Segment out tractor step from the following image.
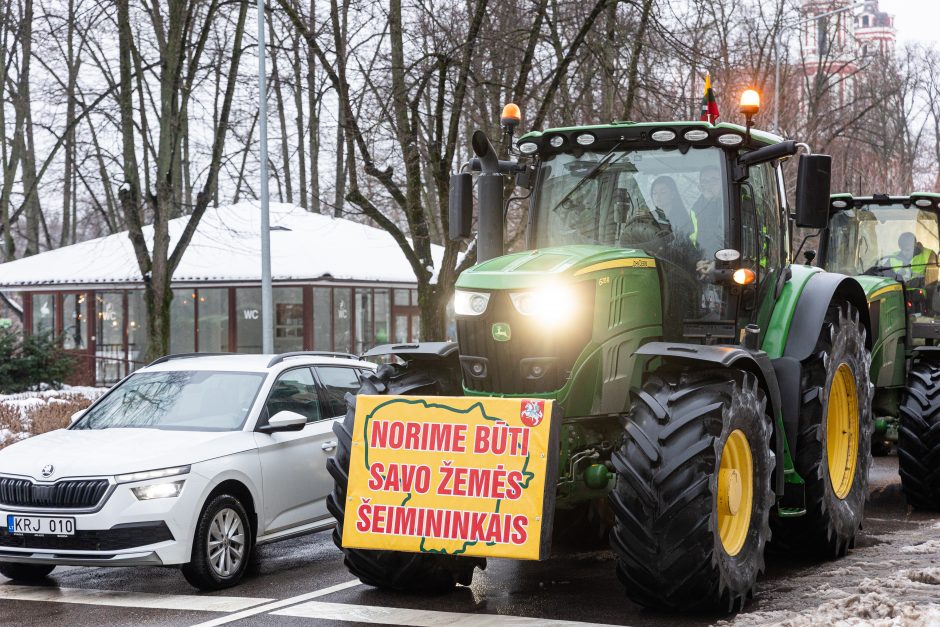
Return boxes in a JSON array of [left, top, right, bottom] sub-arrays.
[[779, 480, 806, 516]]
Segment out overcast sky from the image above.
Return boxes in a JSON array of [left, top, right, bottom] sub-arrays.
[[878, 0, 940, 45]]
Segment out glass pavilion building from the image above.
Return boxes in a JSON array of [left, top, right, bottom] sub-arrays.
[[0, 204, 441, 386]]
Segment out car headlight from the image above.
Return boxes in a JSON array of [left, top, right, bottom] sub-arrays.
[[116, 465, 190, 484], [131, 480, 185, 500], [510, 285, 577, 328], [454, 290, 491, 316]]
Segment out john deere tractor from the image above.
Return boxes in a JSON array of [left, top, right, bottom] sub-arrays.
[[327, 95, 875, 613], [819, 192, 940, 509]]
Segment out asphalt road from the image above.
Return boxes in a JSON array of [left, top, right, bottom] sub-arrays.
[[2, 455, 939, 627]]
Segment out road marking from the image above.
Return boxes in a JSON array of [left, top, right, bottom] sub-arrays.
[[273, 601, 620, 626], [189, 579, 362, 627], [0, 584, 273, 612]]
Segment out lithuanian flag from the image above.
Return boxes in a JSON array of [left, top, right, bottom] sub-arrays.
[[700, 73, 719, 124]]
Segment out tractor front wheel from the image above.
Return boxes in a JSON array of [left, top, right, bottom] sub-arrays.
[[771, 302, 872, 557], [898, 359, 940, 510], [326, 361, 484, 592], [609, 369, 774, 613]]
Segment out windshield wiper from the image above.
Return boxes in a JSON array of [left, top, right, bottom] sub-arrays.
[[549, 141, 626, 215], [864, 261, 940, 275]]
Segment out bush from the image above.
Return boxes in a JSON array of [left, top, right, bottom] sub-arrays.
[[29, 394, 92, 436], [0, 328, 75, 394]]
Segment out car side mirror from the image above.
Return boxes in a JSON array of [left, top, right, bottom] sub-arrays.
[[70, 409, 86, 424], [449, 172, 473, 240], [260, 410, 307, 433], [795, 154, 832, 229]]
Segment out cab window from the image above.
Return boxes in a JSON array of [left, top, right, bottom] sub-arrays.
[[263, 367, 321, 424]]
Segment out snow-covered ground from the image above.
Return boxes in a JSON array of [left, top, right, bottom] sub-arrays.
[[0, 385, 106, 448], [722, 463, 940, 627]]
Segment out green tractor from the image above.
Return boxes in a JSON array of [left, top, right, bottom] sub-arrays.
[[819, 192, 940, 509], [327, 96, 875, 613]]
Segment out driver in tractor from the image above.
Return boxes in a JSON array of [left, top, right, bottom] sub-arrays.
[[881, 232, 936, 282], [879, 232, 939, 314]]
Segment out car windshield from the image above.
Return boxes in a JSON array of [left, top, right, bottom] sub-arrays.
[[74, 370, 267, 431], [534, 146, 726, 260]]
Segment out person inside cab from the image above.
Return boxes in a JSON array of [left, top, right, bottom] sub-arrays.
[[882, 232, 937, 283], [881, 232, 939, 315]]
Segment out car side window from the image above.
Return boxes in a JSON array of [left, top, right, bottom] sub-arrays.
[[316, 366, 363, 418], [264, 367, 321, 424]]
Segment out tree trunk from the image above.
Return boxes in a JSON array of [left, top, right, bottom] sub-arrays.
[[269, 17, 293, 204], [292, 31, 307, 209]]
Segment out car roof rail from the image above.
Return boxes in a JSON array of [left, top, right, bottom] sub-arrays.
[[147, 352, 232, 367], [267, 351, 360, 368]]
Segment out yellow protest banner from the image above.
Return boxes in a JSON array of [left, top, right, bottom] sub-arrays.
[[341, 395, 559, 560]]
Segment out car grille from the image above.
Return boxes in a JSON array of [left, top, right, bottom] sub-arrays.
[[0, 477, 110, 510], [457, 282, 595, 395], [0, 521, 174, 551]]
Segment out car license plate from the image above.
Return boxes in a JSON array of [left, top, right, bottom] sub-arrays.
[[6, 514, 75, 536]]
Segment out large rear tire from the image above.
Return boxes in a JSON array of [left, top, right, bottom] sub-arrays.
[[898, 360, 940, 510], [771, 302, 872, 557], [609, 369, 774, 613], [326, 361, 484, 592]]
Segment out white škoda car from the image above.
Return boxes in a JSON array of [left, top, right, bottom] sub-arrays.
[[0, 352, 375, 590]]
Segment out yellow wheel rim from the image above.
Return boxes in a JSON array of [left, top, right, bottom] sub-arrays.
[[717, 429, 753, 556], [827, 363, 859, 499]]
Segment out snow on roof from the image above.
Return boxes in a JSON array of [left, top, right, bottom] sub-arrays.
[[0, 203, 441, 289]]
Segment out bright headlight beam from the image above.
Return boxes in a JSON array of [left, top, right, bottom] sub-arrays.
[[510, 285, 577, 328], [131, 480, 185, 500]]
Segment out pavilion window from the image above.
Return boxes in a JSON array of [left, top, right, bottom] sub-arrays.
[[62, 293, 89, 350], [30, 294, 55, 336], [274, 287, 303, 352], [170, 289, 196, 354], [313, 287, 332, 351], [198, 288, 229, 353]]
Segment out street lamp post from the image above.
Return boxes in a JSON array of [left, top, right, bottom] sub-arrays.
[[773, 1, 866, 134], [258, 0, 273, 354]]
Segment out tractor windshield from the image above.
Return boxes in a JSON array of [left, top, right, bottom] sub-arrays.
[[828, 204, 940, 315], [533, 147, 727, 261]]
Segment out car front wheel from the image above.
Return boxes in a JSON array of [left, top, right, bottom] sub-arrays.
[[0, 563, 56, 582], [181, 494, 252, 591]]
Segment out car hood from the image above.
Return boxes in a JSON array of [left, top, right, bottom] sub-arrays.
[[0, 428, 255, 481]]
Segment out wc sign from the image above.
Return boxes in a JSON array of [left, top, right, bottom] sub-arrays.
[[243, 309, 259, 320]]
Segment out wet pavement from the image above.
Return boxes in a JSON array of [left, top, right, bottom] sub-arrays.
[[2, 454, 939, 627]]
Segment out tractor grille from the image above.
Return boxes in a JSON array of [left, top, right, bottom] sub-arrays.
[[457, 282, 594, 395], [0, 477, 110, 510], [0, 521, 173, 551]]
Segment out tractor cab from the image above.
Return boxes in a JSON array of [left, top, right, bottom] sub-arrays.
[[521, 121, 791, 339], [821, 193, 940, 336]]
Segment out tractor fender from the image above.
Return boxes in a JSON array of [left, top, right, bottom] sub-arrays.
[[634, 342, 785, 496], [360, 342, 462, 391], [361, 341, 459, 362], [783, 272, 873, 361]]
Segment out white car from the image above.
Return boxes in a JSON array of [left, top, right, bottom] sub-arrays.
[[0, 352, 374, 590]]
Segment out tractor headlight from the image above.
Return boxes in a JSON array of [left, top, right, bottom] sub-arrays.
[[454, 290, 491, 316], [510, 285, 577, 328]]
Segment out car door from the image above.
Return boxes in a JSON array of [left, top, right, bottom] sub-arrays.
[[253, 367, 335, 535]]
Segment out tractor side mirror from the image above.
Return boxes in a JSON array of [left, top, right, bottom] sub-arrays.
[[795, 154, 832, 229], [449, 172, 473, 240]]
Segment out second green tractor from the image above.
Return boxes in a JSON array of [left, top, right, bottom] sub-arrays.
[[818, 192, 940, 510]]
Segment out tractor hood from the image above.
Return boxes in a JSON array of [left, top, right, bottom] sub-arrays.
[[456, 245, 653, 290]]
